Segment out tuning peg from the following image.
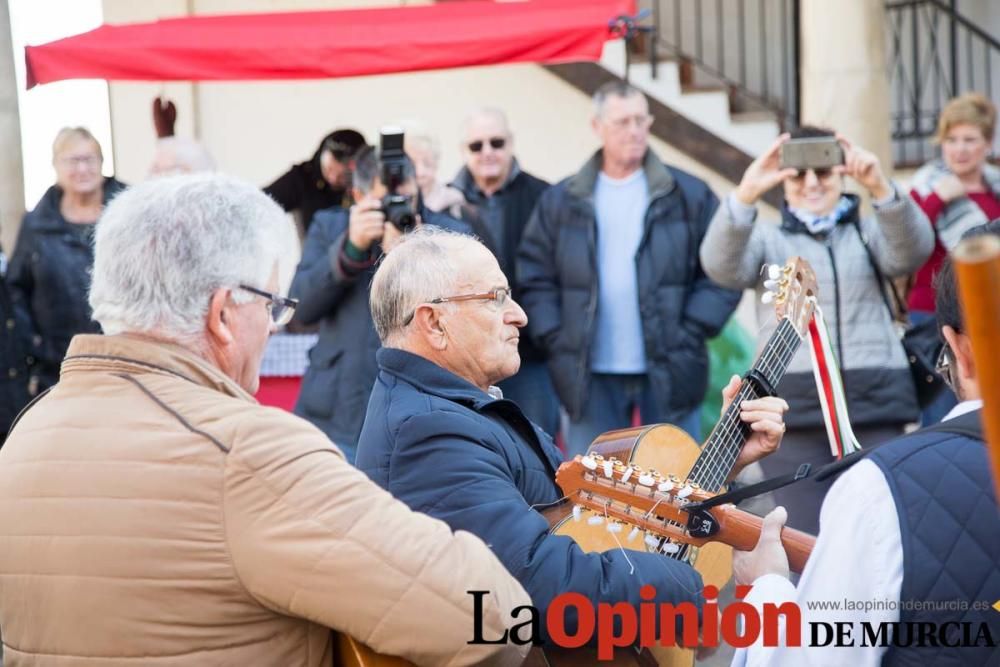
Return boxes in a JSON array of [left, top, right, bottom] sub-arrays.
[[677, 484, 695, 499], [638, 473, 655, 487], [660, 542, 681, 555], [587, 515, 605, 526], [620, 467, 634, 484], [602, 461, 614, 478], [606, 521, 623, 534], [644, 534, 661, 549], [657, 480, 674, 494], [572, 505, 583, 522], [581, 455, 598, 471], [768, 264, 782, 280], [627, 526, 640, 542], [761, 291, 775, 304], [763, 279, 780, 290]]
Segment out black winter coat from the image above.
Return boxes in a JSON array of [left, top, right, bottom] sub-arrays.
[[0, 245, 32, 443], [8, 178, 126, 394], [289, 206, 470, 459], [517, 150, 741, 421], [264, 139, 349, 230]]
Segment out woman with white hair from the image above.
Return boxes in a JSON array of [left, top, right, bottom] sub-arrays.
[[8, 127, 126, 395], [402, 123, 465, 215]]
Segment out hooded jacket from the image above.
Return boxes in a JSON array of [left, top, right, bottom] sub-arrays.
[[699, 188, 934, 429]]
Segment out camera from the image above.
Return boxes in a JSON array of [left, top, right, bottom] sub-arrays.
[[779, 137, 845, 171], [379, 126, 418, 233]]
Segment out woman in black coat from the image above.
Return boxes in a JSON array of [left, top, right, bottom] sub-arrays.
[[8, 127, 125, 396]]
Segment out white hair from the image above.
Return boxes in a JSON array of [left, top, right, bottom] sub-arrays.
[[397, 120, 441, 161], [461, 107, 511, 138], [149, 136, 216, 176], [592, 81, 645, 118], [370, 227, 485, 346], [89, 173, 287, 343]]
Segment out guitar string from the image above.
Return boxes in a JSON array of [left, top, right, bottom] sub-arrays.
[[690, 319, 801, 488], [654, 319, 801, 565], [697, 310, 804, 483], [695, 322, 800, 485]]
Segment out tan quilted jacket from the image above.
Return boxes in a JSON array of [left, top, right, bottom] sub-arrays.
[[0, 334, 529, 666]]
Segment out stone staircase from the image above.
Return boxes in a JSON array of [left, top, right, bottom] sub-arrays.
[[599, 39, 780, 158]]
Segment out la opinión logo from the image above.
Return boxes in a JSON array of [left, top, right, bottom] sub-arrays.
[[467, 586, 998, 659], [468, 584, 797, 659]]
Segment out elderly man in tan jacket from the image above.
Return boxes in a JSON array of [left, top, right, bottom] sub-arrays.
[[0, 174, 530, 666]]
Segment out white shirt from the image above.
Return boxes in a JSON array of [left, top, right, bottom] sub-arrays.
[[731, 400, 983, 667]]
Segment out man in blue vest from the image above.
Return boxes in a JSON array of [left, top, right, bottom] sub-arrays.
[[732, 223, 1000, 666]]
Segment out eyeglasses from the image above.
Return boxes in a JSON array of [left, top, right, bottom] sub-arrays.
[[935, 344, 955, 392], [58, 155, 101, 168], [467, 137, 506, 153], [606, 114, 654, 131], [789, 167, 836, 181], [402, 286, 512, 326], [238, 284, 299, 327]]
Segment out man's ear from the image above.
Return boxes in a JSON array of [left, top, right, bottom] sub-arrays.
[[942, 325, 975, 385], [206, 288, 236, 347], [412, 305, 448, 350]]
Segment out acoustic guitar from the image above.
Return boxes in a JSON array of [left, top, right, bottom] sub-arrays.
[[336, 257, 818, 666], [547, 256, 818, 666]]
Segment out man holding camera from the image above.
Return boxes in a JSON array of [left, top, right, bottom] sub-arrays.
[[291, 137, 469, 462]]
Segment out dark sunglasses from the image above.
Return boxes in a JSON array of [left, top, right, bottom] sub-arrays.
[[468, 137, 506, 153], [790, 167, 836, 181]]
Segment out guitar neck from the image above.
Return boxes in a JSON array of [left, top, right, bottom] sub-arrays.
[[688, 318, 802, 490], [713, 503, 815, 574]]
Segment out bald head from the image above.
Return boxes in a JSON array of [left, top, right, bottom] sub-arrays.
[[370, 227, 488, 345]]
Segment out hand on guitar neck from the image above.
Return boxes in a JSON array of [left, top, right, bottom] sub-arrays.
[[733, 506, 795, 584], [719, 374, 790, 484]]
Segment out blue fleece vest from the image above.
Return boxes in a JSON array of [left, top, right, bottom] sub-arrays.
[[866, 410, 1000, 666]]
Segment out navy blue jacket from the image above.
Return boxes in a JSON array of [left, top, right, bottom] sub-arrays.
[[868, 409, 999, 666], [357, 348, 705, 637], [0, 244, 31, 443], [290, 207, 468, 459], [516, 150, 740, 421]]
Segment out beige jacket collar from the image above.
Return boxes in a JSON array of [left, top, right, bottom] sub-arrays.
[[61, 334, 255, 403]]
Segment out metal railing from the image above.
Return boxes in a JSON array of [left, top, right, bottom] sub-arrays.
[[886, 0, 1000, 166], [638, 0, 801, 131]]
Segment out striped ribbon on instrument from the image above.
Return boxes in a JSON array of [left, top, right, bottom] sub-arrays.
[[806, 306, 862, 459]]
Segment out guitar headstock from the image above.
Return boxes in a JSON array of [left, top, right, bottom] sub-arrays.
[[763, 256, 818, 338], [554, 454, 720, 549]]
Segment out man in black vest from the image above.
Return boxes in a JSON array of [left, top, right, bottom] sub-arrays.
[[731, 224, 1000, 666]]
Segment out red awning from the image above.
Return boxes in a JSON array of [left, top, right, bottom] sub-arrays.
[[25, 0, 634, 88]]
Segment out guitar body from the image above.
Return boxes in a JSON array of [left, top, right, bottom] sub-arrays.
[[335, 633, 413, 667], [551, 424, 734, 667]]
